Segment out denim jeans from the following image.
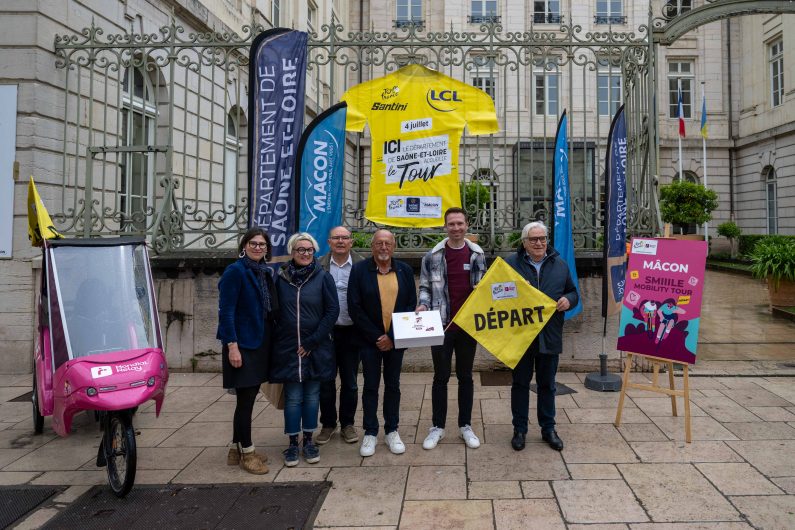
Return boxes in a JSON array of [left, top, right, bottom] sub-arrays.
[[283, 380, 321, 435], [319, 326, 360, 429], [360, 346, 404, 436], [431, 328, 476, 429], [511, 343, 559, 434]]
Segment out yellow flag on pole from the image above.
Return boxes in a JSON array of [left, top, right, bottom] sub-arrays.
[[452, 257, 558, 369], [27, 177, 62, 246]]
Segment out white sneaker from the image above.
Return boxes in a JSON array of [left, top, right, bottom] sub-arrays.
[[385, 431, 406, 454], [422, 426, 445, 450], [360, 435, 377, 457], [460, 425, 481, 449]]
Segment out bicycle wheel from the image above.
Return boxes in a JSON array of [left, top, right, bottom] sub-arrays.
[[32, 372, 44, 434], [103, 412, 137, 497]]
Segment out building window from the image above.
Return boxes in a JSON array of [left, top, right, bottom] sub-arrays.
[[307, 1, 317, 32], [663, 0, 692, 18], [595, 0, 625, 24], [471, 54, 497, 100], [668, 60, 693, 119], [534, 69, 559, 116], [473, 76, 496, 100], [597, 59, 622, 116], [395, 0, 422, 27], [764, 165, 778, 234], [120, 65, 157, 231], [470, 0, 499, 23], [225, 113, 241, 209], [533, 1, 561, 24], [770, 39, 784, 108], [272, 0, 280, 26], [674, 170, 699, 184]]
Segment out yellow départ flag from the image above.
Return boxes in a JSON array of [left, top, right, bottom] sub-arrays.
[[452, 257, 558, 369], [27, 177, 62, 247]]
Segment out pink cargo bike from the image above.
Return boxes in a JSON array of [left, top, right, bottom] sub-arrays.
[[32, 237, 168, 497]]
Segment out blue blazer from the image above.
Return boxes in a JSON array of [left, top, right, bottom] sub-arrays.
[[216, 259, 275, 350]]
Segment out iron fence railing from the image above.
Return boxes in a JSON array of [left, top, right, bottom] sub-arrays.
[[52, 16, 658, 254]]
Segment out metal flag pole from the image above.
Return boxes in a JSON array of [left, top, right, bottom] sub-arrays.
[[702, 81, 708, 246]]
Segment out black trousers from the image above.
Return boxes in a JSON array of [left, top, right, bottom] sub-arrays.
[[232, 385, 260, 448], [430, 328, 477, 429], [510, 343, 559, 434], [319, 326, 361, 428]]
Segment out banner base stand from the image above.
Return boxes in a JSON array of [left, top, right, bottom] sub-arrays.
[[584, 372, 622, 392], [584, 353, 622, 392]]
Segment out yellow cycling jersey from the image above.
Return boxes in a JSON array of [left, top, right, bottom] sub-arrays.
[[341, 64, 499, 227]]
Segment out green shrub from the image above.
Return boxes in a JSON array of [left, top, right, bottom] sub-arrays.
[[750, 237, 795, 288], [351, 231, 370, 249], [659, 181, 718, 227], [739, 234, 795, 257], [717, 221, 742, 258], [717, 221, 741, 240], [460, 180, 490, 213]]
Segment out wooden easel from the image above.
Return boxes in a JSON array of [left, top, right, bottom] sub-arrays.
[[614, 352, 692, 443]]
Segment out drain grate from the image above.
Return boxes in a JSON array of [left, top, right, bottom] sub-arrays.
[[42, 482, 330, 529], [480, 371, 577, 395], [0, 486, 63, 528]]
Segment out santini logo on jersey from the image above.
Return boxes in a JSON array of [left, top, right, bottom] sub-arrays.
[[372, 102, 408, 111], [426, 89, 462, 112]]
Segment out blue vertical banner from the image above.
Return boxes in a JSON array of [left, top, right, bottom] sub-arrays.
[[248, 29, 308, 257], [296, 102, 347, 256], [553, 111, 583, 320], [602, 104, 628, 318]]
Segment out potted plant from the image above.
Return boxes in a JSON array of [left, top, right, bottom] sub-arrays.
[[749, 237, 795, 307], [717, 221, 742, 259], [659, 181, 718, 239]]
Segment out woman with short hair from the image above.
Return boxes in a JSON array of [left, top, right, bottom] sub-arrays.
[[216, 227, 277, 474], [270, 232, 339, 467]]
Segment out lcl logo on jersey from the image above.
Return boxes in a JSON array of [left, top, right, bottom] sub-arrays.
[[426, 89, 462, 112]]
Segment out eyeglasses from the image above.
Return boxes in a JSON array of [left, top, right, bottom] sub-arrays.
[[329, 236, 351, 241], [248, 241, 268, 249], [294, 247, 315, 255], [524, 236, 547, 244]]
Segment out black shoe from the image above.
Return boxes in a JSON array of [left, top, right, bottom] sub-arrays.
[[511, 430, 526, 451], [542, 430, 564, 451]]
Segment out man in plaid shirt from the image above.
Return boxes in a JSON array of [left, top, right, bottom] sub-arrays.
[[416, 207, 487, 450]]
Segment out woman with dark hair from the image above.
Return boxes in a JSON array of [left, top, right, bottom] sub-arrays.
[[216, 227, 277, 474], [270, 232, 339, 467]]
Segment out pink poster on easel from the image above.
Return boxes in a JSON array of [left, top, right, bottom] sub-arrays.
[[616, 238, 708, 365]]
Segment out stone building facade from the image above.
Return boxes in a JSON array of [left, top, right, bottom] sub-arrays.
[[0, 1, 792, 373]]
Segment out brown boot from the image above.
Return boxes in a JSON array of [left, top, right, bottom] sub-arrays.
[[227, 446, 240, 466], [239, 450, 269, 475]]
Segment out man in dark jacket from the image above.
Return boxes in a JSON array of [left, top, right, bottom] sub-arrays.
[[505, 221, 579, 452], [348, 229, 417, 457], [316, 226, 365, 445]]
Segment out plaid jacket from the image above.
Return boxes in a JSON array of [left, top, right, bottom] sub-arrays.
[[418, 238, 487, 325]]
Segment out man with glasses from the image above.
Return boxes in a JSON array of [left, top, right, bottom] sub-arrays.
[[505, 221, 578, 452], [416, 207, 486, 451], [348, 229, 417, 457], [316, 226, 364, 445]]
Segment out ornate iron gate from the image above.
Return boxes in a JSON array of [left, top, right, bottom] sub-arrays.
[[52, 17, 656, 254]]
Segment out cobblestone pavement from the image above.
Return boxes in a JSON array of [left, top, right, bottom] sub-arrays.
[[3, 370, 795, 529], [3, 271, 795, 528]]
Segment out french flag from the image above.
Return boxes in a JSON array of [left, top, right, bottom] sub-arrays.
[[677, 86, 686, 138]]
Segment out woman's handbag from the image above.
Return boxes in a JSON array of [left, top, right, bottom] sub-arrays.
[[260, 382, 285, 410]]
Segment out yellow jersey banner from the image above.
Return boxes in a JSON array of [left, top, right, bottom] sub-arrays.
[[453, 257, 557, 369], [27, 177, 62, 247], [341, 64, 499, 227]]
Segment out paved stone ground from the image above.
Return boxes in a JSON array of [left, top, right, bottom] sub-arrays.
[[3, 271, 795, 528], [3, 370, 795, 529]]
